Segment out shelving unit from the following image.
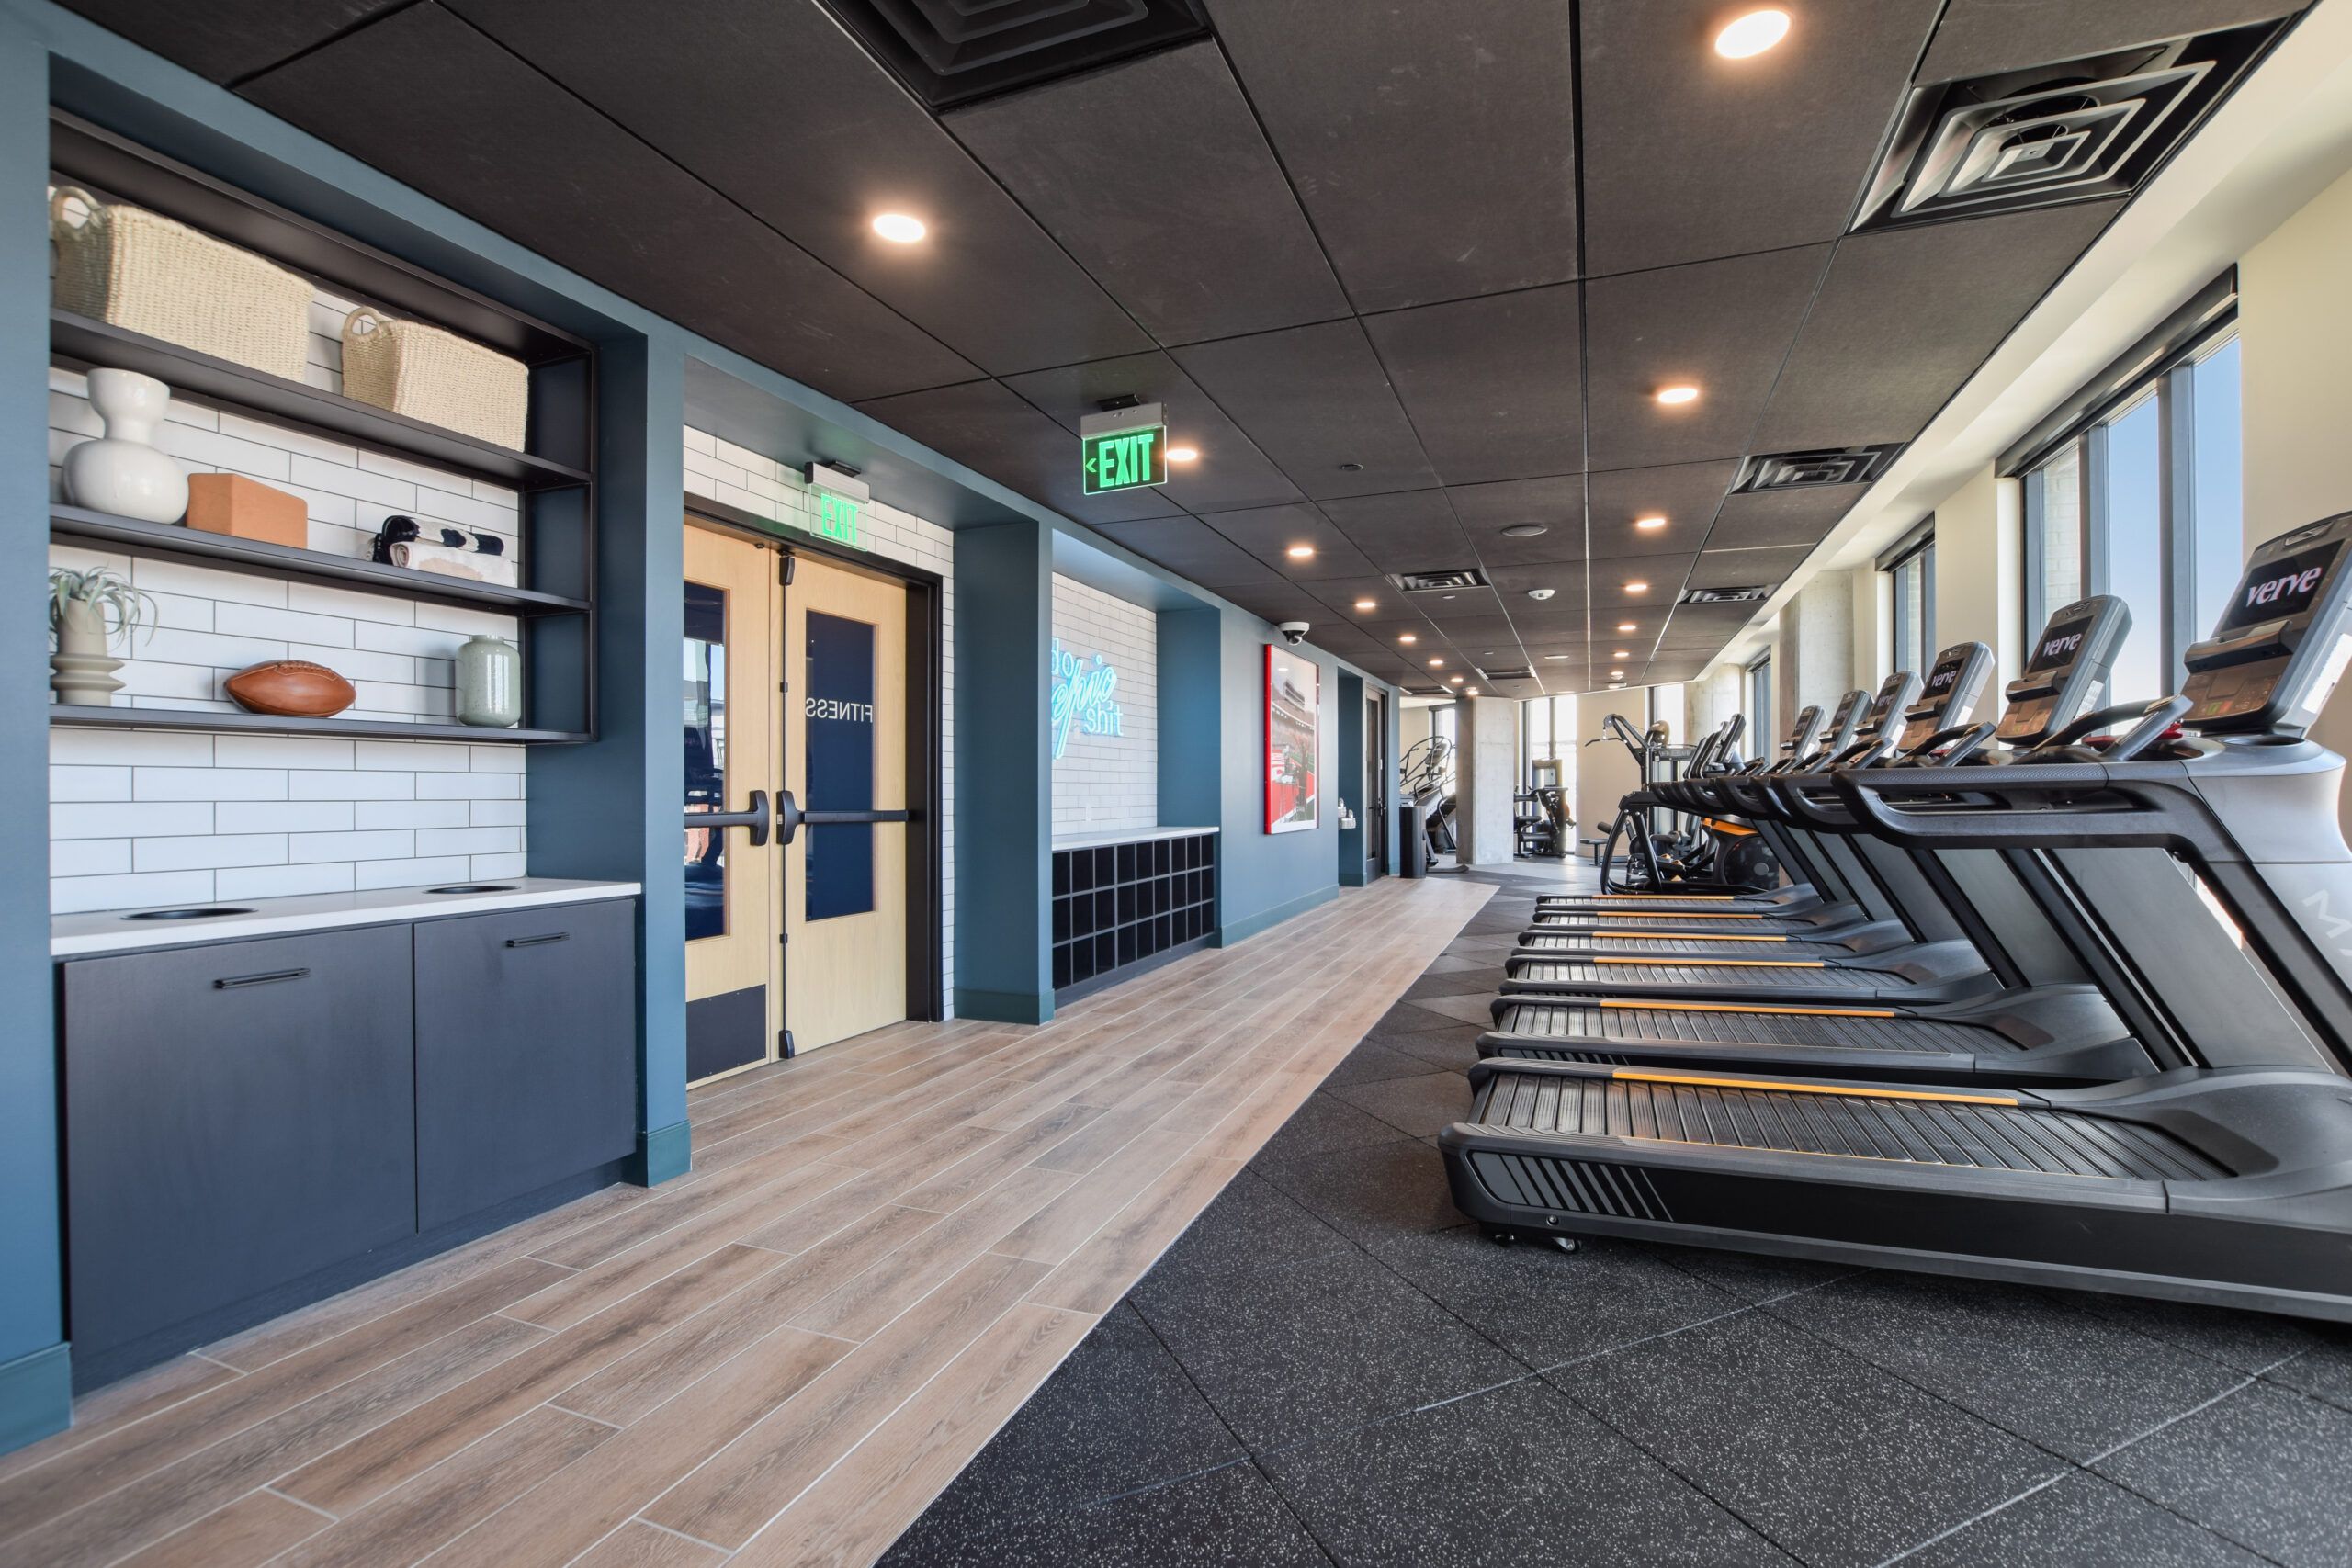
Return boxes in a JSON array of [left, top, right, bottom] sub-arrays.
[[1051, 832, 1217, 999], [45, 110, 600, 746], [49, 705, 580, 745]]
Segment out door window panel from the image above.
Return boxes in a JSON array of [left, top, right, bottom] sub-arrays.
[[804, 610, 877, 920], [683, 581, 729, 942]]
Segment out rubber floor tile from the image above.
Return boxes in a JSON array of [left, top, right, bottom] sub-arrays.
[[1766, 1272, 2245, 1461], [1368, 1224, 1746, 1371], [1555, 1312, 2064, 1568], [1319, 1039, 1443, 1089], [1136, 1169, 1353, 1295], [880, 1460, 1330, 1568], [2094, 1382, 2352, 1568], [1326, 1071, 1471, 1139], [1131, 1248, 1525, 1453], [1250, 1136, 1466, 1246], [1261, 1378, 1791, 1567], [1903, 1472, 2267, 1568], [1250, 1092, 1414, 1166]]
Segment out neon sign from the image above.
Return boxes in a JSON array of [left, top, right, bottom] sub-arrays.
[[1049, 639, 1123, 759]]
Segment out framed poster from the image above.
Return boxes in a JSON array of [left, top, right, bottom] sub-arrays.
[[1264, 643, 1320, 834]]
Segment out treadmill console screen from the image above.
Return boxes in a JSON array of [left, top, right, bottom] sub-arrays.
[[2183, 512, 2352, 734], [1781, 705, 1822, 757], [1996, 595, 2130, 746], [1822, 688, 1869, 753], [1895, 642, 1993, 751], [1860, 672, 1916, 737]]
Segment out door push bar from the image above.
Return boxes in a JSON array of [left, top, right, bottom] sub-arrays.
[[686, 791, 912, 849]]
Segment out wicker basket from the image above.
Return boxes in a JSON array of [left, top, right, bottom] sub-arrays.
[[50, 186, 313, 383], [341, 308, 529, 451]]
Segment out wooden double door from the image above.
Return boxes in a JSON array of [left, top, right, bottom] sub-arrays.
[[683, 521, 917, 1083]]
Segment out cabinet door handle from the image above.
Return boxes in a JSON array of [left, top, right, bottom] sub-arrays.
[[505, 932, 570, 949], [214, 967, 310, 990]]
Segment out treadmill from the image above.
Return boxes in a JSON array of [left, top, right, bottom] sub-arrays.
[[1502, 643, 2002, 1005], [1485, 597, 2163, 1084], [1442, 511, 2352, 1319], [1537, 678, 1910, 919]]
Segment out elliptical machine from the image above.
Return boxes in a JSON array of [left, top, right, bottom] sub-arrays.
[[1590, 715, 1773, 893], [1399, 733, 1456, 871]]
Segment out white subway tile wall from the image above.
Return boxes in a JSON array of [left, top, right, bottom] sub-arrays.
[[684, 428, 957, 1013], [1051, 574, 1159, 836]]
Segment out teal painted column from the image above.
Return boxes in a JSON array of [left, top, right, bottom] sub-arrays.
[[1337, 671, 1366, 887], [528, 333, 690, 1182], [0, 15, 72, 1452], [954, 519, 1052, 1022]]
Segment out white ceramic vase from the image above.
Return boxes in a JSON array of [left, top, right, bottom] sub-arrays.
[[51, 596, 124, 707], [63, 368, 189, 524], [456, 635, 522, 728]]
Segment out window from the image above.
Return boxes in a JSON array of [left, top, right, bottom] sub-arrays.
[[1646, 684, 1685, 743], [1883, 525, 1936, 678], [1517, 695, 1579, 801], [1745, 656, 1772, 758], [2018, 282, 2242, 704]]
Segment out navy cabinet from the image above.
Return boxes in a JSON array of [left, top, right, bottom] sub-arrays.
[[413, 899, 636, 1229], [62, 926, 417, 1357]]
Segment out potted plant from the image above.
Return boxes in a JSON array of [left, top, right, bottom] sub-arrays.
[[49, 565, 154, 707]]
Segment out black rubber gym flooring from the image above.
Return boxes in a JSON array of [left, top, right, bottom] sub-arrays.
[[883, 863, 2352, 1568]]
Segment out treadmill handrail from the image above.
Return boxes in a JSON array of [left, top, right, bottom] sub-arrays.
[[1894, 722, 2001, 768], [1827, 761, 2234, 860]]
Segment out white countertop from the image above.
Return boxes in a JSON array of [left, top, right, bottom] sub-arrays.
[[1051, 825, 1220, 852], [52, 877, 643, 957]]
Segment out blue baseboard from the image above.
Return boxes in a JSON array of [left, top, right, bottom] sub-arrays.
[[0, 1342, 73, 1458], [633, 1120, 692, 1186], [1216, 883, 1340, 947], [954, 988, 1052, 1025]]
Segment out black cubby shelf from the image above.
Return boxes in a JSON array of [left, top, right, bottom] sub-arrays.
[[51, 507, 591, 616], [51, 311, 590, 491], [1050, 831, 1218, 1001], [48, 706, 586, 745]]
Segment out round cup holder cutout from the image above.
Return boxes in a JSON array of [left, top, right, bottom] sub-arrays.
[[120, 907, 254, 921], [425, 884, 518, 895]]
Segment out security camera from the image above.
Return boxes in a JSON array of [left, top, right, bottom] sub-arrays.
[[1527, 587, 1555, 601], [1277, 621, 1310, 647]]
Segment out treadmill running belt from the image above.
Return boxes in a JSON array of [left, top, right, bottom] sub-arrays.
[[1520, 933, 1854, 958], [1514, 960, 1896, 990], [1497, 1002, 2003, 1054], [1474, 1070, 2227, 1179]]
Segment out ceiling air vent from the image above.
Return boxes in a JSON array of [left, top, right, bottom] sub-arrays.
[[1678, 585, 1772, 605], [1478, 666, 1534, 682], [815, 0, 1212, 111], [1856, 20, 2289, 231], [1734, 445, 1903, 492], [1388, 568, 1491, 593]]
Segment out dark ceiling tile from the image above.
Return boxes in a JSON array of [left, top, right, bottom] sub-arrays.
[[445, 0, 1151, 377], [1205, 0, 1577, 311], [1754, 200, 2123, 449], [1199, 503, 1380, 581], [1580, 0, 1942, 276], [1301, 578, 1429, 626], [1586, 460, 1741, 558], [1089, 518, 1289, 590], [946, 42, 1347, 344], [1317, 490, 1475, 573], [1173, 321, 1439, 499], [1918, 0, 2302, 82], [1445, 476, 1588, 566], [1584, 245, 1831, 469], [1417, 588, 1511, 622], [240, 5, 979, 402], [1689, 546, 1811, 591], [55, 0, 402, 83], [1706, 487, 1860, 551], [1485, 563, 1583, 602], [1364, 286, 1585, 484], [999, 351, 1305, 514], [856, 379, 1182, 525], [1589, 555, 1692, 608]]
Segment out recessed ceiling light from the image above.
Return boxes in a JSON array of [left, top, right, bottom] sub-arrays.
[[1337, 461, 1363, 472], [1634, 515, 1668, 531], [1624, 580, 1651, 593], [1429, 657, 1444, 667], [1285, 545, 1315, 559], [872, 213, 927, 243], [1499, 523, 1548, 539], [1611, 670, 1625, 679], [1167, 446, 1199, 463], [1714, 8, 1791, 59], [1464, 687, 1480, 696], [1612, 650, 1631, 659], [1617, 621, 1638, 632], [1399, 633, 1418, 644], [1655, 385, 1700, 406], [1353, 598, 1376, 611], [1544, 654, 1569, 661], [1449, 675, 1465, 685]]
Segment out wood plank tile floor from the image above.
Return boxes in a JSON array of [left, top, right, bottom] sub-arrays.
[[0, 875, 1490, 1568]]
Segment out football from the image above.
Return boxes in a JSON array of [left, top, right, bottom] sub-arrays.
[[225, 660, 357, 717]]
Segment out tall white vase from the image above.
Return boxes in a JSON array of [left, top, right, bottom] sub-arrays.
[[62, 368, 188, 524], [51, 597, 124, 707]]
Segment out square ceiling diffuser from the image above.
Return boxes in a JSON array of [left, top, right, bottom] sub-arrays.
[[816, 0, 1212, 110]]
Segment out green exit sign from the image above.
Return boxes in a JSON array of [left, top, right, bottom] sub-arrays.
[[1081, 423, 1165, 495], [814, 491, 860, 547]]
